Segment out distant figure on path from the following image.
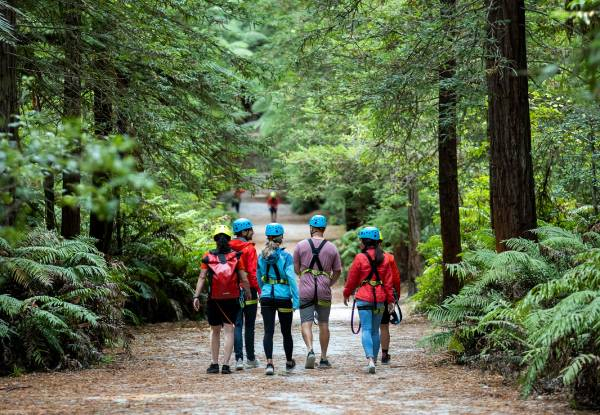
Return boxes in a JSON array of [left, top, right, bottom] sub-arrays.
[[343, 226, 395, 374], [378, 231, 402, 365], [230, 218, 260, 370], [266, 191, 280, 222], [293, 214, 342, 369], [257, 223, 299, 375], [231, 188, 245, 213], [193, 225, 251, 375]]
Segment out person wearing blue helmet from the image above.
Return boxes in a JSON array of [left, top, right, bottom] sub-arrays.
[[230, 218, 260, 370], [293, 214, 342, 369], [257, 223, 300, 375], [343, 226, 395, 374]]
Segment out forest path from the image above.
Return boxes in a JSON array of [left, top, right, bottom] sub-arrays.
[[0, 196, 583, 414]]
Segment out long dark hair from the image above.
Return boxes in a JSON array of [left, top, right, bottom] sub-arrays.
[[361, 238, 384, 266], [214, 234, 232, 254]]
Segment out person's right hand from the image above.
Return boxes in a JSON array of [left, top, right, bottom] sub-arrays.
[[343, 296, 350, 306], [193, 297, 201, 312]]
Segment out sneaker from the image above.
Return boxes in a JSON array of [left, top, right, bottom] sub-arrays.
[[221, 365, 231, 374], [206, 363, 219, 374], [235, 359, 244, 370], [265, 363, 274, 376], [246, 359, 260, 369], [319, 359, 331, 369], [286, 359, 296, 371], [381, 354, 390, 365], [367, 360, 376, 374], [305, 350, 316, 369]]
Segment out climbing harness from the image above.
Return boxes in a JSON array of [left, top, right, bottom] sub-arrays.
[[350, 252, 384, 334], [261, 263, 288, 286], [299, 239, 330, 323]]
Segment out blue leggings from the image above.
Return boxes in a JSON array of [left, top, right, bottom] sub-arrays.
[[357, 300, 384, 360]]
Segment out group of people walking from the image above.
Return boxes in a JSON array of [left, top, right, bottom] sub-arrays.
[[192, 214, 401, 376]]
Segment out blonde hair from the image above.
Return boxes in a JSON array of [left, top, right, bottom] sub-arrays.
[[261, 236, 283, 259]]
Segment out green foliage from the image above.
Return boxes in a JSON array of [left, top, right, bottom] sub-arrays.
[[421, 226, 600, 407], [0, 231, 125, 374]]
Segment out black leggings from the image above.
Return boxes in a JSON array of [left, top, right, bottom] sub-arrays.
[[261, 299, 293, 361]]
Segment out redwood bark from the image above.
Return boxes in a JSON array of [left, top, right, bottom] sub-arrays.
[[0, 3, 18, 226], [89, 54, 114, 253], [407, 179, 422, 296], [486, 0, 537, 251], [438, 0, 462, 298], [60, 0, 82, 238]]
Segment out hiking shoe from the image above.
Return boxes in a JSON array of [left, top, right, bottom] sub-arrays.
[[265, 363, 274, 376], [305, 350, 316, 369], [319, 359, 332, 369], [381, 354, 390, 365], [206, 363, 219, 374], [221, 365, 231, 374], [367, 361, 376, 374], [235, 359, 244, 370], [286, 359, 296, 371], [246, 359, 260, 369]]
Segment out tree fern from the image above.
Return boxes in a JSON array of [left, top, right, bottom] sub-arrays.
[[0, 230, 125, 374], [422, 227, 600, 406]]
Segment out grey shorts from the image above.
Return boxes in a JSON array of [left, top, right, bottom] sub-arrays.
[[299, 301, 331, 323]]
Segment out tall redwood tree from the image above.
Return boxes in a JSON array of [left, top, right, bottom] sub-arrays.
[[60, 0, 82, 238], [486, 0, 537, 252], [0, 2, 18, 226], [438, 0, 461, 298]]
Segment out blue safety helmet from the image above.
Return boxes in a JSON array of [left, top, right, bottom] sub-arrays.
[[233, 218, 253, 234], [358, 226, 381, 241], [265, 223, 284, 237], [309, 214, 327, 228]]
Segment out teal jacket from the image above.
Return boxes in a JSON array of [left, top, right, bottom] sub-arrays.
[[257, 248, 300, 310]]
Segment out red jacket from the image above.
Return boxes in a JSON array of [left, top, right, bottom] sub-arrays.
[[229, 238, 259, 292], [343, 248, 394, 304], [385, 252, 401, 298]]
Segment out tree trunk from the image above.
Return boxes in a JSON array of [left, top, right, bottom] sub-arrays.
[[60, 0, 82, 239], [589, 122, 599, 216], [44, 173, 56, 230], [486, 0, 537, 252], [0, 3, 19, 226], [438, 0, 462, 299], [89, 53, 115, 253], [407, 179, 422, 296]]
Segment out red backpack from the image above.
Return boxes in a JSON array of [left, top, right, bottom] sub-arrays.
[[204, 251, 241, 300]]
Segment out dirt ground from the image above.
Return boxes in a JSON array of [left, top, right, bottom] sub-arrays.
[[0, 195, 587, 414]]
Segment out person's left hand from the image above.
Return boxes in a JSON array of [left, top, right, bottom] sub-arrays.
[[343, 296, 350, 306]]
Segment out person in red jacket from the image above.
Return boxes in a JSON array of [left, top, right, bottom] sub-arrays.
[[379, 232, 401, 365], [343, 226, 394, 374], [230, 218, 260, 370], [266, 191, 280, 222]]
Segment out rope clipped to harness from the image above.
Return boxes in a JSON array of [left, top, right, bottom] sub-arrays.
[[350, 298, 361, 334]]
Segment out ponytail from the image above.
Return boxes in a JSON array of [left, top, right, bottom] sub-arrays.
[[361, 238, 384, 266], [214, 234, 231, 254], [262, 236, 283, 259]]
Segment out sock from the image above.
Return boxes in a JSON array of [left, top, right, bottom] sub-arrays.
[[382, 349, 389, 356]]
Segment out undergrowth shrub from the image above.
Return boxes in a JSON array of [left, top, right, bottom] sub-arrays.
[[0, 231, 125, 375], [421, 226, 600, 408]]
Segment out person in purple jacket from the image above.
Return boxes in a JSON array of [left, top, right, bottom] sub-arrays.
[[293, 215, 342, 369]]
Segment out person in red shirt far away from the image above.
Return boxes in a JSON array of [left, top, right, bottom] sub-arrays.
[[343, 226, 395, 374], [230, 218, 260, 370], [193, 225, 251, 375], [378, 231, 401, 365], [266, 191, 280, 222], [231, 188, 245, 213]]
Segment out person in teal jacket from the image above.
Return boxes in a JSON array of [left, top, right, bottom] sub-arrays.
[[258, 223, 300, 375]]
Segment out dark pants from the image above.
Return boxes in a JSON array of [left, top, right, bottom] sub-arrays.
[[234, 298, 257, 361], [261, 298, 293, 361]]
